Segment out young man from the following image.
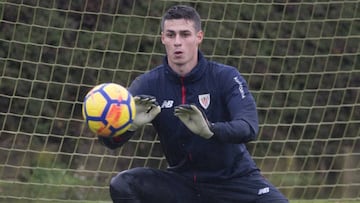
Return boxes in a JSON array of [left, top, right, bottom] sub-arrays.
[[99, 5, 289, 203]]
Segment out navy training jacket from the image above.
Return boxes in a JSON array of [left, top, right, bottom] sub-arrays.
[[101, 52, 260, 182]]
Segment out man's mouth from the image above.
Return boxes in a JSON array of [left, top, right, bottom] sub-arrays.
[[174, 51, 183, 56]]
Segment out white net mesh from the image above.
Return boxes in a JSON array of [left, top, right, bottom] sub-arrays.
[[0, 0, 359, 202]]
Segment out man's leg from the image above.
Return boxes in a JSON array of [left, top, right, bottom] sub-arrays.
[[246, 173, 289, 203], [196, 172, 289, 203], [109, 167, 200, 203]]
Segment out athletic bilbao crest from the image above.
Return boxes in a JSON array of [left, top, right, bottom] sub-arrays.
[[198, 94, 210, 109]]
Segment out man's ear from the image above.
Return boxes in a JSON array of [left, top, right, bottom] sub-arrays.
[[197, 30, 204, 44], [161, 32, 165, 44]]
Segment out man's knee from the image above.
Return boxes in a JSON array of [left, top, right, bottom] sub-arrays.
[[110, 168, 143, 202]]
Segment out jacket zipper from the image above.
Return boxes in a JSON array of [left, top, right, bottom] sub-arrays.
[[188, 153, 197, 183], [180, 77, 197, 183], [180, 77, 186, 104]]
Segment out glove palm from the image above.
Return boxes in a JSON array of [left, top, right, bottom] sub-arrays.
[[174, 104, 214, 139], [129, 95, 161, 131]]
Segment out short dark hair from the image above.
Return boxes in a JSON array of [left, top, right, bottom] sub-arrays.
[[161, 5, 202, 32]]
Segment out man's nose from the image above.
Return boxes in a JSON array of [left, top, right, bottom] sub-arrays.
[[174, 35, 182, 46]]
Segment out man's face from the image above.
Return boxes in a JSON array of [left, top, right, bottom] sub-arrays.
[[161, 19, 203, 75]]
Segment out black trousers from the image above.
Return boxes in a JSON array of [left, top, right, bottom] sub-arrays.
[[109, 167, 289, 203]]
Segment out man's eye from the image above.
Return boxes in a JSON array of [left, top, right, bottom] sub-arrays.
[[166, 33, 175, 38], [181, 33, 191, 38]]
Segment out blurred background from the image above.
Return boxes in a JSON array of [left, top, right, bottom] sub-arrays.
[[0, 0, 359, 202]]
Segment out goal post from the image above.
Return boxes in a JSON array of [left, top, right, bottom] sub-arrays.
[[0, 0, 359, 202]]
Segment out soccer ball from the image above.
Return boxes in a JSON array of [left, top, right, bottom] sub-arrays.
[[82, 83, 136, 137]]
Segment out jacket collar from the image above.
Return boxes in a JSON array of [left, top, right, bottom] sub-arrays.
[[163, 51, 208, 84]]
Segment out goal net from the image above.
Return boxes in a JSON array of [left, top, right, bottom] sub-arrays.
[[0, 0, 359, 202]]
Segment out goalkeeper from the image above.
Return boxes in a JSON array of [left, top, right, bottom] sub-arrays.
[[99, 5, 289, 203]]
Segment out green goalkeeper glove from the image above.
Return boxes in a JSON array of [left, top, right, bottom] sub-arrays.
[[129, 95, 161, 131], [174, 104, 214, 139]]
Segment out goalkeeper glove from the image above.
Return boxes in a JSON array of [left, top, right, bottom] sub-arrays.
[[174, 104, 214, 139], [129, 95, 161, 131]]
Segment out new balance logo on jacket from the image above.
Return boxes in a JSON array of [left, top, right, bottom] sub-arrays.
[[161, 100, 174, 108], [258, 187, 270, 195]]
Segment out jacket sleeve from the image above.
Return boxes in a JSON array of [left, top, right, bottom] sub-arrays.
[[210, 69, 259, 143], [98, 130, 134, 149]]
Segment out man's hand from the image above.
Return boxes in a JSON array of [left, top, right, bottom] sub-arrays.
[[174, 104, 214, 139], [129, 95, 161, 131]]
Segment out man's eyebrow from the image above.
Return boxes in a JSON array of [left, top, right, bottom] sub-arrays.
[[165, 30, 192, 33]]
